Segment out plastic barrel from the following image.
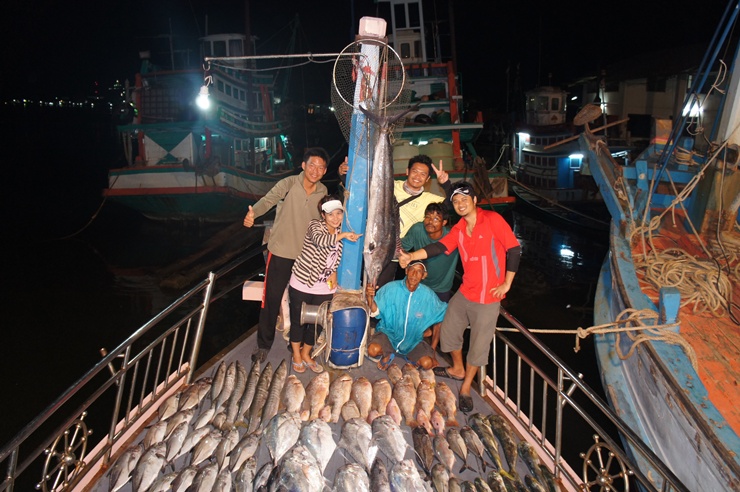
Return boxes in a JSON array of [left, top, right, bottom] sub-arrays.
[[329, 307, 366, 367]]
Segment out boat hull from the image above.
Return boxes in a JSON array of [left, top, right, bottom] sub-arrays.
[[104, 165, 294, 222], [594, 224, 740, 491]]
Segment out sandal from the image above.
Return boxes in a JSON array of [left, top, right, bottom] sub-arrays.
[[459, 394, 474, 413], [292, 360, 306, 373], [432, 366, 464, 381], [305, 359, 324, 373], [377, 353, 396, 371]]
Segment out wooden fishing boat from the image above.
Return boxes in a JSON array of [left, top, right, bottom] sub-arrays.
[[584, 2, 740, 489], [104, 31, 296, 223]]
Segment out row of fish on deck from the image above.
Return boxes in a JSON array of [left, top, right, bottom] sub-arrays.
[[107, 358, 557, 492]]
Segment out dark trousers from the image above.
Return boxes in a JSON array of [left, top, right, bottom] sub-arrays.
[[257, 253, 294, 350], [288, 286, 331, 346]]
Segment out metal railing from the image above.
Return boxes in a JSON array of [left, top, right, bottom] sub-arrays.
[[0, 247, 265, 492], [0, 241, 689, 492], [482, 308, 688, 492]]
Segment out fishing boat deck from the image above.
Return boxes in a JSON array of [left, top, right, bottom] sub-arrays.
[[92, 323, 544, 491], [631, 214, 740, 438]]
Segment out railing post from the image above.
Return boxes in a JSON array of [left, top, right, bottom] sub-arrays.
[[188, 272, 216, 383], [105, 346, 131, 466], [5, 447, 18, 492], [554, 368, 565, 480]]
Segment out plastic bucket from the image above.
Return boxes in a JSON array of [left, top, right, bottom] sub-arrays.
[[328, 307, 367, 367]]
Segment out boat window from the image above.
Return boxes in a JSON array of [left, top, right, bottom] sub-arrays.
[[229, 39, 244, 57], [217, 80, 224, 93], [213, 41, 227, 58], [551, 97, 560, 111], [401, 43, 411, 59], [408, 2, 421, 28], [394, 4, 407, 28], [226, 85, 232, 97], [537, 96, 549, 111]]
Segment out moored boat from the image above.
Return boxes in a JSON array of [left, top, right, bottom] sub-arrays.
[[105, 30, 296, 223], [583, 1, 740, 489]]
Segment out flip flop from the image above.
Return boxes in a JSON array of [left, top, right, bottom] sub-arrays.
[[432, 366, 464, 381], [459, 394, 474, 413], [292, 360, 306, 373], [305, 359, 324, 374], [377, 353, 396, 371]]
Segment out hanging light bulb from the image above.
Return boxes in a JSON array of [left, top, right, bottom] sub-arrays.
[[196, 85, 210, 110]]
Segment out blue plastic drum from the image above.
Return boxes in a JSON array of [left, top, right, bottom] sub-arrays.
[[329, 307, 367, 367]]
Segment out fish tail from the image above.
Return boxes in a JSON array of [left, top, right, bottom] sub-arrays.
[[406, 418, 418, 428], [446, 418, 460, 427], [479, 456, 487, 473], [458, 462, 476, 474]]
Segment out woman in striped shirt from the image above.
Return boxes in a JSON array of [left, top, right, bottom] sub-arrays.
[[288, 195, 361, 373]]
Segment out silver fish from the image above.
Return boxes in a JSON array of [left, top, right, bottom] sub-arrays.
[[525, 475, 547, 492], [359, 105, 411, 286], [264, 411, 303, 465], [351, 376, 373, 420], [142, 420, 168, 449], [486, 471, 507, 492], [229, 430, 262, 472], [299, 418, 336, 473], [338, 417, 378, 471], [164, 420, 189, 462], [214, 427, 240, 470], [261, 359, 287, 427], [303, 370, 330, 421], [215, 361, 237, 411], [433, 435, 457, 477], [179, 377, 212, 411], [190, 428, 223, 466], [210, 360, 227, 403], [327, 372, 354, 423], [282, 374, 306, 415], [460, 481, 477, 492], [449, 477, 463, 492], [211, 411, 227, 429], [108, 443, 143, 492], [538, 464, 558, 492], [164, 408, 195, 439], [389, 458, 428, 492], [446, 427, 475, 474], [273, 444, 324, 492], [148, 472, 177, 492], [247, 361, 273, 432], [224, 359, 248, 429], [431, 463, 450, 492], [192, 406, 215, 430], [475, 477, 494, 492], [190, 461, 218, 492], [177, 425, 211, 461], [370, 458, 392, 492], [488, 414, 518, 473], [411, 426, 435, 479], [233, 456, 257, 492], [334, 463, 370, 492], [212, 467, 233, 492], [171, 465, 198, 492], [372, 378, 393, 417], [158, 392, 180, 421], [372, 414, 408, 465], [132, 441, 166, 492], [461, 425, 487, 474], [238, 359, 261, 422], [253, 462, 273, 491]]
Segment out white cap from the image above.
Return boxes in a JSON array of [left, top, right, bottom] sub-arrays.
[[321, 199, 344, 213]]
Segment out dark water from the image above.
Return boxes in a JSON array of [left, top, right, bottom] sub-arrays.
[[0, 105, 609, 454]]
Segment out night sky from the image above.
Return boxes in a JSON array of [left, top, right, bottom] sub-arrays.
[[1, 0, 732, 110]]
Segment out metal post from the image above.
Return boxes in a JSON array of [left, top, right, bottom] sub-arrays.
[[188, 272, 216, 383]]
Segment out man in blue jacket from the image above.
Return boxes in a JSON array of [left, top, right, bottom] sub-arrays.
[[365, 260, 447, 367]]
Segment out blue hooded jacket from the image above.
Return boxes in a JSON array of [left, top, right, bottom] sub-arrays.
[[374, 279, 447, 354]]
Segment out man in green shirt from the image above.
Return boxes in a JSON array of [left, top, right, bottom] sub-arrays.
[[401, 202, 459, 302]]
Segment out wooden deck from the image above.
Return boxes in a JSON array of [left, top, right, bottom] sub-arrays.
[[631, 214, 740, 437]]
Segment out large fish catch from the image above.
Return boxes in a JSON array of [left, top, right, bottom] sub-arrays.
[[358, 105, 417, 287]]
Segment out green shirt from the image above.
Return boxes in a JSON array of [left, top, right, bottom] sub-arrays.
[[401, 222, 459, 294]]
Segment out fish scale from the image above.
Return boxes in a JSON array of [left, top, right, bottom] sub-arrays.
[[247, 361, 273, 433], [261, 359, 287, 427]]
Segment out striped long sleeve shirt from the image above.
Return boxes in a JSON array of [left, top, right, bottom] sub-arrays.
[[291, 219, 344, 288]]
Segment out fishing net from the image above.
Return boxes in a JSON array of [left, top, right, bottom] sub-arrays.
[[331, 38, 412, 143]]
